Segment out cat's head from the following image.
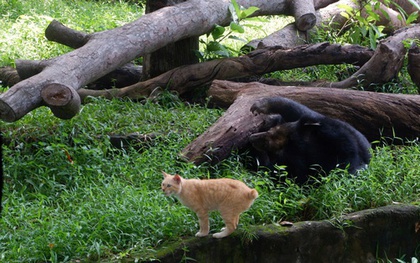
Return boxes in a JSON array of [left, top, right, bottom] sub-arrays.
[[161, 171, 182, 196]]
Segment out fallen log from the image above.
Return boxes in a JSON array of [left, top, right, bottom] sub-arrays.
[[181, 80, 420, 165], [77, 43, 373, 100], [0, 0, 319, 122], [331, 24, 420, 90], [408, 44, 420, 92], [244, 0, 339, 50], [249, 0, 418, 50], [79, 24, 420, 102]]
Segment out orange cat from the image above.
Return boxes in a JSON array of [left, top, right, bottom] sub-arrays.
[[161, 171, 258, 238]]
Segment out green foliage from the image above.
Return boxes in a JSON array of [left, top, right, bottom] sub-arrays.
[[315, 0, 418, 49], [338, 1, 386, 49], [0, 0, 142, 66], [2, 95, 419, 262], [196, 0, 264, 61], [1, 0, 419, 262]]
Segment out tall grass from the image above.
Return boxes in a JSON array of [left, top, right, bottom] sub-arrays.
[[0, 0, 419, 262]]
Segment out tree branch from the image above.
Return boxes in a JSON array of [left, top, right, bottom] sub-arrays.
[[77, 43, 373, 100]]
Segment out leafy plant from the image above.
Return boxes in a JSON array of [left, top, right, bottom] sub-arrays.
[[1, 0, 420, 262], [337, 0, 418, 49], [195, 0, 262, 61], [338, 1, 386, 49]]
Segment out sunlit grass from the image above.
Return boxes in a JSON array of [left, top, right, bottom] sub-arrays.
[[0, 0, 142, 66]]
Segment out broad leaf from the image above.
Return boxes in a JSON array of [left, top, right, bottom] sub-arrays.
[[239, 6, 259, 19], [211, 25, 225, 40], [230, 21, 244, 33]]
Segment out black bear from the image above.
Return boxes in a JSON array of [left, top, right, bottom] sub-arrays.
[[250, 97, 371, 184]]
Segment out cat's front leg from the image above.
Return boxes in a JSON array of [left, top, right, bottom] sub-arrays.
[[195, 211, 209, 237]]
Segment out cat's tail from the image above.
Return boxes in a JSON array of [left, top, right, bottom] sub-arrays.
[[248, 189, 259, 200]]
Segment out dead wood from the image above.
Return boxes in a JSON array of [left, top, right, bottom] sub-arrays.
[[77, 43, 373, 100], [0, 63, 142, 90], [408, 44, 420, 93], [330, 25, 420, 90], [142, 0, 199, 79], [181, 80, 420, 165], [248, 0, 418, 50], [0, 67, 20, 87], [40, 83, 81, 119], [0, 0, 304, 122], [291, 0, 317, 31], [45, 19, 89, 49], [79, 25, 420, 102], [253, 24, 420, 90], [245, 0, 339, 50]]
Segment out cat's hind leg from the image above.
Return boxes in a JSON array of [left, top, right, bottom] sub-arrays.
[[213, 212, 238, 238], [195, 211, 210, 237]]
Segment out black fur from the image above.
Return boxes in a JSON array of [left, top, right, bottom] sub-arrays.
[[250, 97, 371, 184]]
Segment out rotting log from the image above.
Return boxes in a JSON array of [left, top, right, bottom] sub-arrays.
[[148, 205, 420, 263], [408, 44, 420, 93], [0, 0, 312, 122], [247, 0, 418, 50], [331, 24, 420, 90], [77, 43, 373, 100], [79, 24, 420, 101], [290, 0, 317, 31], [181, 80, 420, 165]]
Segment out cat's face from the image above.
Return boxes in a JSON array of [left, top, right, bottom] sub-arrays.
[[161, 171, 182, 196]]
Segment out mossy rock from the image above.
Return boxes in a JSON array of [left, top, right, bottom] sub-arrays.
[[143, 205, 420, 263]]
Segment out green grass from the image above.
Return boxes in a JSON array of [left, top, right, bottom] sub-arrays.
[[0, 0, 419, 262], [0, 0, 143, 66], [1, 96, 419, 262]]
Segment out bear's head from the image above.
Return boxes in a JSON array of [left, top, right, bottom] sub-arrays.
[[249, 122, 296, 153]]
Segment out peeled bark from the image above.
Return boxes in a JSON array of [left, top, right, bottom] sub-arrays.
[[77, 43, 373, 100], [408, 44, 420, 92], [291, 0, 317, 31], [181, 80, 420, 165], [249, 0, 418, 50], [244, 0, 339, 50], [331, 25, 420, 90], [80, 24, 420, 101], [0, 0, 305, 122]]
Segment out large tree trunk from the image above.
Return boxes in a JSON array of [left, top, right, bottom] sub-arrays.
[[0, 0, 314, 122], [181, 80, 420, 165], [142, 0, 199, 79]]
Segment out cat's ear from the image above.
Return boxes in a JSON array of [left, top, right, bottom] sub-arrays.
[[162, 171, 171, 178], [173, 174, 182, 184]]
